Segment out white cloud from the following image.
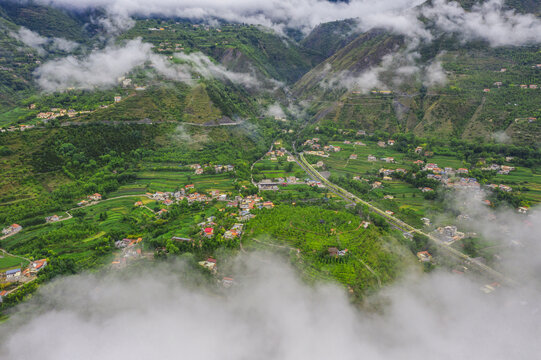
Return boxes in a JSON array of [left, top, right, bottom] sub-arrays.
[[422, 0, 541, 47], [35, 0, 425, 35], [0, 250, 540, 359], [9, 27, 79, 56], [34, 39, 153, 92], [33, 38, 269, 92]]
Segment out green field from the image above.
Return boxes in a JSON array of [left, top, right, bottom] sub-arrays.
[[245, 205, 413, 295], [0, 253, 28, 271]]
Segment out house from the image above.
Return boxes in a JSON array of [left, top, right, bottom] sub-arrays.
[[421, 187, 434, 192], [372, 181, 382, 189], [493, 82, 502, 87], [2, 224, 22, 235], [367, 155, 377, 162], [417, 251, 432, 262], [31, 259, 48, 272], [315, 161, 325, 168], [5, 268, 21, 280], [157, 209, 168, 217], [414, 146, 423, 154], [483, 88, 490, 93], [134, 201, 143, 207], [383, 176, 392, 181], [498, 184, 512, 192], [361, 221, 370, 229], [286, 176, 297, 184], [457, 168, 469, 174], [529, 85, 538, 89], [377, 141, 386, 148], [88, 193, 102, 201], [384, 195, 394, 200], [0, 290, 8, 302], [385, 210, 394, 215], [356, 130, 366, 136], [114, 96, 122, 102], [413, 159, 424, 165], [222, 277, 234, 288], [77, 200, 88, 207], [517, 207, 528, 214], [520, 84, 528, 89], [203, 227, 214, 238], [287, 156, 295, 162], [163, 199, 174, 206], [421, 217, 431, 226], [328, 247, 348, 257], [45, 215, 60, 223], [382, 157, 395, 163], [262, 201, 274, 209], [343, 140, 351, 144], [195, 168, 204, 175], [349, 154, 358, 160], [387, 139, 395, 145], [198, 258, 217, 272], [185, 184, 195, 189]]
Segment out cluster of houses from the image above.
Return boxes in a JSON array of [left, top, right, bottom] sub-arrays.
[[377, 139, 396, 148], [0, 124, 36, 133], [266, 149, 286, 160], [303, 138, 343, 155], [77, 193, 102, 206], [486, 183, 513, 192], [36, 108, 91, 121], [189, 163, 235, 175], [112, 238, 143, 268], [416, 251, 432, 263], [328, 247, 348, 257], [480, 164, 515, 175], [434, 225, 465, 244], [224, 223, 244, 239], [145, 187, 232, 207], [367, 155, 395, 163], [0, 259, 47, 285], [514, 117, 537, 124], [257, 176, 303, 191], [45, 215, 60, 223], [1, 224, 22, 237], [199, 257, 218, 273], [519, 84, 538, 90]]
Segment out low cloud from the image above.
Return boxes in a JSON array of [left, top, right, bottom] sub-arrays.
[[0, 249, 540, 359], [30, 0, 541, 47], [10, 27, 79, 56], [34, 39, 153, 92], [265, 102, 286, 119], [33, 38, 269, 92], [320, 48, 447, 93], [422, 0, 541, 47], [492, 131, 511, 144]]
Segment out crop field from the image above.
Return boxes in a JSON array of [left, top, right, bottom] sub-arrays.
[[253, 158, 305, 180], [132, 169, 236, 192], [245, 205, 410, 294], [0, 253, 28, 271]]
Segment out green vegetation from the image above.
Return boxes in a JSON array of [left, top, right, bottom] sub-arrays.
[[244, 205, 412, 297]]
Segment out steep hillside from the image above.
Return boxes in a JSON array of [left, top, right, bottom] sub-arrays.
[[300, 19, 360, 60], [0, 2, 92, 41], [120, 20, 320, 84]]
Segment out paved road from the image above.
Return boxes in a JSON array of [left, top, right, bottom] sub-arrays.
[[292, 151, 519, 287]]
